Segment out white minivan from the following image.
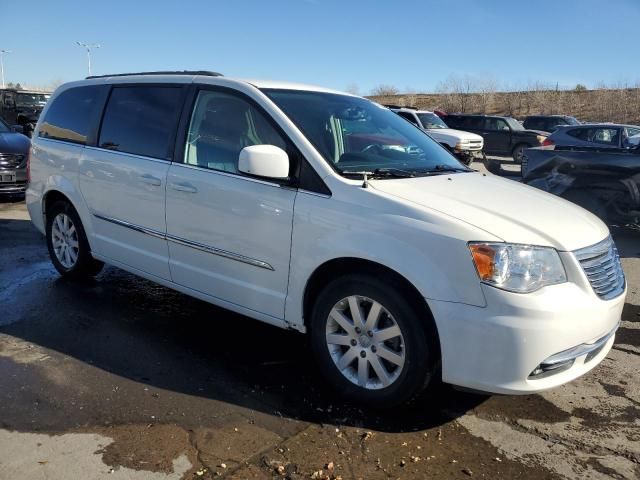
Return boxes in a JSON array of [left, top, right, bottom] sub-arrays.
[[27, 72, 625, 407]]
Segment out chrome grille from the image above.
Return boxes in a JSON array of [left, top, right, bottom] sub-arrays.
[[0, 153, 25, 169], [574, 236, 625, 300]]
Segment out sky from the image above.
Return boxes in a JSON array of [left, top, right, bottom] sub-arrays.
[[2, 0, 640, 93]]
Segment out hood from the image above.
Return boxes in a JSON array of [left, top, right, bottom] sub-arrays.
[[427, 128, 483, 143], [0, 132, 30, 155], [370, 172, 608, 251]]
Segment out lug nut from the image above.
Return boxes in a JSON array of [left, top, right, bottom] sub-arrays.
[[367, 331, 373, 337], [355, 327, 361, 334], [350, 339, 357, 346], [371, 345, 377, 353], [360, 350, 366, 358]]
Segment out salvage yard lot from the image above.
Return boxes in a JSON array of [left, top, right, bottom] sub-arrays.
[[0, 166, 639, 479]]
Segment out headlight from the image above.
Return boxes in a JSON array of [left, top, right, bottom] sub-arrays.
[[468, 243, 567, 293]]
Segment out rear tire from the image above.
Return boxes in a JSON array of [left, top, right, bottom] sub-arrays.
[[46, 200, 104, 279], [309, 274, 437, 408], [512, 144, 530, 163]]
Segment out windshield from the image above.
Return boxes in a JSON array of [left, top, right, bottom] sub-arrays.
[[505, 118, 524, 131], [16, 93, 48, 107], [263, 90, 468, 177], [0, 118, 9, 133], [417, 113, 448, 129]]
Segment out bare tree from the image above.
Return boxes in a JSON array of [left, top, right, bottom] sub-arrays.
[[370, 84, 400, 96], [476, 75, 498, 114], [437, 74, 475, 113]]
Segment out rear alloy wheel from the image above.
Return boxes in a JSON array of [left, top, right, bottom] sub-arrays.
[[51, 213, 79, 269], [46, 200, 104, 279], [310, 274, 437, 407]]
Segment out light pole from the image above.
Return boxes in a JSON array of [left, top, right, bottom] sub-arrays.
[[0, 49, 10, 89], [76, 42, 101, 76]]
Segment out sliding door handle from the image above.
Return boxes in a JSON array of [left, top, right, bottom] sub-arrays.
[[169, 182, 198, 193]]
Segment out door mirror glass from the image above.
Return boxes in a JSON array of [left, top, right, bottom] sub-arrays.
[[238, 145, 289, 179]]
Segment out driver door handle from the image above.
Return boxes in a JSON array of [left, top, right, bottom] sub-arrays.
[[139, 173, 162, 186]]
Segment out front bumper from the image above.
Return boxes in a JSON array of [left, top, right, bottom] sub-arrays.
[[428, 277, 625, 395], [0, 168, 27, 194]]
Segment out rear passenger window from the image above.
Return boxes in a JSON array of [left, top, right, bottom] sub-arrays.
[[39, 86, 104, 144], [567, 128, 590, 141], [463, 117, 484, 129], [99, 86, 184, 160], [526, 118, 543, 130], [184, 90, 287, 174]]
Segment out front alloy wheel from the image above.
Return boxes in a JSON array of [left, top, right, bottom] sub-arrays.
[[310, 274, 438, 407], [326, 295, 405, 390]]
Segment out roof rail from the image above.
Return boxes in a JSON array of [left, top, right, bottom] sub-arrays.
[[86, 70, 223, 79]]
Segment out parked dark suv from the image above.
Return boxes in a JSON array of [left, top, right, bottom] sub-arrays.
[[442, 114, 548, 162], [0, 89, 50, 137], [523, 115, 580, 133]]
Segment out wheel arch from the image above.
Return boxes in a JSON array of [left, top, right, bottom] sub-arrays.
[[43, 189, 74, 217], [302, 257, 441, 356], [41, 186, 95, 251], [512, 142, 532, 154]]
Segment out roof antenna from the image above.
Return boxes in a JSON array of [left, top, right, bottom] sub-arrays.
[[362, 171, 369, 188]]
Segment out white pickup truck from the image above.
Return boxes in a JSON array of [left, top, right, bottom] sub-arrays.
[[389, 106, 484, 165]]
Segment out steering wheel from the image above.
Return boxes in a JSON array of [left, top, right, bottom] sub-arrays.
[[361, 144, 385, 155]]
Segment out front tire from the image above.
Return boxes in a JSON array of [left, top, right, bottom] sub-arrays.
[[46, 200, 104, 279], [310, 274, 437, 407]]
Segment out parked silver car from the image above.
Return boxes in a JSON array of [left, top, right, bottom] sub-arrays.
[[545, 124, 640, 149]]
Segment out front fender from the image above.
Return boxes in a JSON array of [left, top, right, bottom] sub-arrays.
[[285, 191, 493, 328]]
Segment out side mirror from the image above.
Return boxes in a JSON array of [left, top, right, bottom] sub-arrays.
[[238, 145, 289, 179], [502, 125, 510, 131], [11, 125, 24, 134]]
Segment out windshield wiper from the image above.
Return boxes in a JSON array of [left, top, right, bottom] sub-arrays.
[[422, 164, 471, 174], [340, 168, 415, 179]]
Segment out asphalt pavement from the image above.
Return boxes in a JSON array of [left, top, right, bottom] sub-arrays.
[[0, 164, 638, 479]]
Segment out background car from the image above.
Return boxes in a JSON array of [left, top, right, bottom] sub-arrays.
[[522, 144, 640, 225], [441, 113, 547, 162], [387, 106, 484, 165], [0, 89, 50, 137], [523, 115, 581, 133], [544, 124, 640, 149], [0, 117, 30, 195]]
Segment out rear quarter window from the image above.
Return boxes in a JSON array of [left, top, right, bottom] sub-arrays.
[[38, 85, 106, 144]]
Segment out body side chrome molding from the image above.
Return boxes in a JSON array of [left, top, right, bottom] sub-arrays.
[[93, 213, 166, 239], [92, 212, 274, 271], [165, 233, 274, 270]]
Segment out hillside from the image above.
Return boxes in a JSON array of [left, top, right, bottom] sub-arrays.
[[369, 88, 640, 125]]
